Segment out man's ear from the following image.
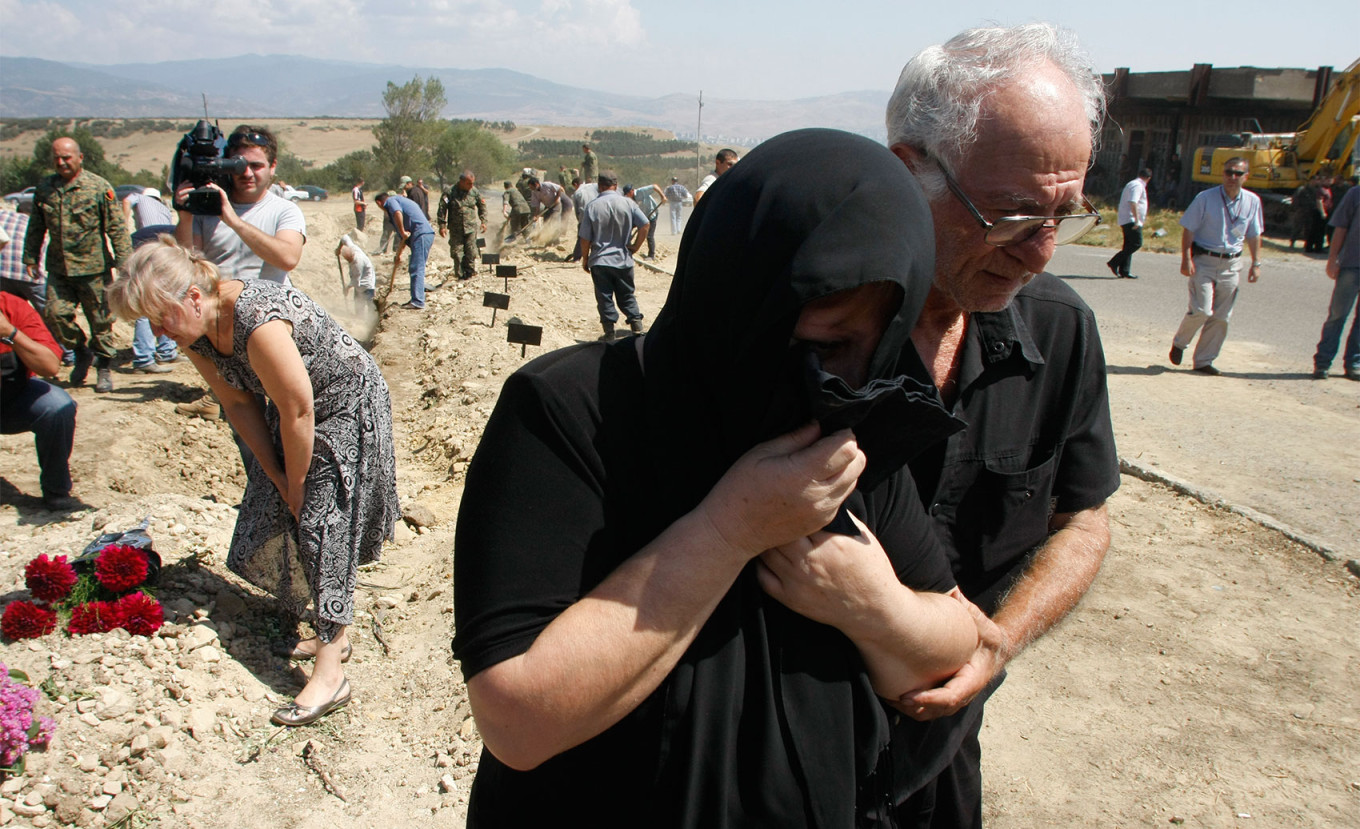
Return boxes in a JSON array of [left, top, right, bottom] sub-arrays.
[[890, 144, 925, 172]]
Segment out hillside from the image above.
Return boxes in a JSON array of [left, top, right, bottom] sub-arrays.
[[0, 55, 890, 142]]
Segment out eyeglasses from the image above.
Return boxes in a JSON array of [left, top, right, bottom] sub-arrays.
[[1224, 169, 1248, 178], [935, 161, 1101, 247], [226, 131, 270, 149]]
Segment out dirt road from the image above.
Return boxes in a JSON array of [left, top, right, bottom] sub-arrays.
[[0, 197, 1354, 828]]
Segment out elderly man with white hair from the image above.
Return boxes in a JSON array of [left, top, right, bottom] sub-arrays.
[[882, 23, 1120, 826]]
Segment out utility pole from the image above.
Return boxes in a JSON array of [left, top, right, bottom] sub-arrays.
[[696, 91, 703, 189]]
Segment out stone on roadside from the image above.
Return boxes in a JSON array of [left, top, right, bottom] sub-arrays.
[[178, 625, 219, 651], [438, 774, 457, 794], [104, 793, 140, 825], [402, 502, 437, 528], [186, 708, 216, 742], [94, 688, 134, 721]]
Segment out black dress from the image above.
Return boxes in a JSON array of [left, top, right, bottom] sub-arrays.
[[454, 129, 957, 827]]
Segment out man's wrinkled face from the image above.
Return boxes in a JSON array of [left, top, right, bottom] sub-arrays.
[[228, 146, 274, 203], [902, 63, 1091, 313], [52, 139, 83, 182], [458, 175, 475, 192]]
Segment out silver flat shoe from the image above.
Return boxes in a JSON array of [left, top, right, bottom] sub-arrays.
[[271, 679, 351, 727]]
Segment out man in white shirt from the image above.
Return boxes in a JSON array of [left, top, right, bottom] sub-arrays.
[[693, 149, 738, 205], [1106, 168, 1151, 279], [173, 125, 306, 285]]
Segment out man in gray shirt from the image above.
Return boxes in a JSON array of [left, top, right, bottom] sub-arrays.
[[577, 171, 649, 340]]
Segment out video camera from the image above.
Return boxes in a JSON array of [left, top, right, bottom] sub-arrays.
[[170, 120, 248, 216]]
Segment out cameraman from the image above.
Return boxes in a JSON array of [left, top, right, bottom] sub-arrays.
[[174, 125, 306, 285]]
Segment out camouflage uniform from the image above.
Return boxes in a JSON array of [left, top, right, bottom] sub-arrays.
[[437, 184, 487, 280], [581, 150, 599, 186], [503, 186, 532, 240], [22, 169, 131, 364], [556, 168, 571, 188]]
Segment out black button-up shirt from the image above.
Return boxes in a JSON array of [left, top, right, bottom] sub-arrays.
[[907, 272, 1121, 614]]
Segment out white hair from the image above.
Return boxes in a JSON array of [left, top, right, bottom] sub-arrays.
[[886, 22, 1106, 194]]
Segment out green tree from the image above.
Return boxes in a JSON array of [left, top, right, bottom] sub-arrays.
[[431, 121, 516, 189], [372, 76, 447, 187]]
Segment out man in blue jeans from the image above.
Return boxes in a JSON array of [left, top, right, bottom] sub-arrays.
[[578, 171, 649, 340], [375, 191, 434, 311], [1314, 183, 1360, 380], [0, 290, 78, 511]]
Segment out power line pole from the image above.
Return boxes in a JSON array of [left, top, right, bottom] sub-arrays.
[[695, 91, 703, 189]]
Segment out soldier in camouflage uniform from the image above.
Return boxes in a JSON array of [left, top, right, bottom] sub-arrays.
[[437, 171, 487, 281], [581, 144, 599, 186], [501, 181, 532, 244], [23, 137, 131, 393]]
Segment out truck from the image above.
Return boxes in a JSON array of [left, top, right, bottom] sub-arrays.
[[1191, 59, 1358, 227]]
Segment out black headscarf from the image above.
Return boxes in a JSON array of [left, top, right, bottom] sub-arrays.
[[634, 129, 951, 827]]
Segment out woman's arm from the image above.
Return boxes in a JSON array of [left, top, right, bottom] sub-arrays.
[[243, 319, 315, 518], [757, 513, 978, 699], [185, 348, 288, 500], [468, 423, 866, 771]]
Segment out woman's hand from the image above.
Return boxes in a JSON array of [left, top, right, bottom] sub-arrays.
[[756, 512, 899, 634], [696, 423, 865, 560]]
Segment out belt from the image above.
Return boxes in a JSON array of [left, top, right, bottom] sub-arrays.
[[1192, 244, 1240, 259]]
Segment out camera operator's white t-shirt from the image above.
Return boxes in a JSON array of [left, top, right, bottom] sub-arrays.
[[192, 192, 306, 284]]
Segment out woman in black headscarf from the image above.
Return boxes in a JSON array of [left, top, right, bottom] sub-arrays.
[[453, 128, 978, 827]]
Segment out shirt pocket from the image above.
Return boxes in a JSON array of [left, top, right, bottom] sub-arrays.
[[961, 454, 1059, 574]]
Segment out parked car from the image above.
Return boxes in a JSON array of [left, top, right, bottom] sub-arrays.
[[297, 185, 328, 201], [3, 187, 35, 214], [279, 185, 308, 202]]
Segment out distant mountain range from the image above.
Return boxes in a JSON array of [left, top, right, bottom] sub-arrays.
[[0, 55, 891, 143]]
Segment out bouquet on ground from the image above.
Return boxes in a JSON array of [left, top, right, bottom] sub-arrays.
[[2, 520, 163, 640], [0, 664, 54, 776]]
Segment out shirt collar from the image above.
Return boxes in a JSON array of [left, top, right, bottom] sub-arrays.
[[962, 301, 1045, 386]]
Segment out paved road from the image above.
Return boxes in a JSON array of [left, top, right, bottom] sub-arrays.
[[1049, 243, 1335, 365], [1049, 243, 1359, 562]]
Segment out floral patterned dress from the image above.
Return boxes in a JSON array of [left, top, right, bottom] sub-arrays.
[[191, 280, 399, 640]]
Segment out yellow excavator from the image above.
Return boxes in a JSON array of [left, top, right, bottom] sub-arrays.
[[1191, 59, 1359, 224]]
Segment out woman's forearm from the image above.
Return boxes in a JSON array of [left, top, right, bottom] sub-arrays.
[[468, 509, 749, 771], [850, 588, 978, 700]]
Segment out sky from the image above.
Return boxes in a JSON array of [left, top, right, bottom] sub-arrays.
[[0, 0, 1356, 101]]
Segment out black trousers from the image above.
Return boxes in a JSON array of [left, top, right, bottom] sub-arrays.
[[895, 710, 984, 829], [1106, 222, 1142, 276]]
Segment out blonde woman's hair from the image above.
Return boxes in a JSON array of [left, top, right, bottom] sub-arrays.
[[106, 235, 221, 323]]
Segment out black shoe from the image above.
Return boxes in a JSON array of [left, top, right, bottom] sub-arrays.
[[69, 349, 93, 386], [1169, 346, 1183, 366], [94, 368, 113, 393], [599, 323, 615, 341], [1123, 273, 1139, 279], [398, 302, 424, 311], [1106, 262, 1120, 278], [1312, 368, 1328, 379], [41, 493, 82, 512], [1345, 369, 1360, 382], [1193, 364, 1221, 376]]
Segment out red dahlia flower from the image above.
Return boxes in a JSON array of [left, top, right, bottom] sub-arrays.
[[1, 601, 58, 640], [67, 601, 123, 636], [94, 544, 149, 592], [23, 554, 78, 603], [114, 593, 164, 637]]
